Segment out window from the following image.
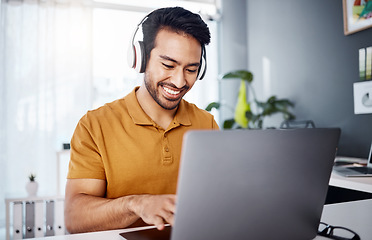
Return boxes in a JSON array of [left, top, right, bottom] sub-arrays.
[[91, 6, 219, 112], [92, 9, 145, 108]]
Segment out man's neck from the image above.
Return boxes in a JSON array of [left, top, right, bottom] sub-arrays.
[[135, 84, 178, 130]]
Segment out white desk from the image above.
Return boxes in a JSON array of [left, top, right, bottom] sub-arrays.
[[329, 171, 372, 193], [28, 226, 154, 240], [318, 199, 372, 239], [27, 199, 372, 240]]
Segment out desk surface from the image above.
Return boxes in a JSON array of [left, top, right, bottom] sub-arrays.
[[319, 199, 372, 239], [28, 199, 372, 240], [29, 226, 156, 240], [329, 171, 372, 193]]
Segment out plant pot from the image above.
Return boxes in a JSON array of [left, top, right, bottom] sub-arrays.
[[26, 181, 39, 197]]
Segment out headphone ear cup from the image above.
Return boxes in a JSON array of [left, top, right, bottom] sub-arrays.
[[197, 48, 207, 80], [127, 42, 136, 69], [134, 41, 146, 73]]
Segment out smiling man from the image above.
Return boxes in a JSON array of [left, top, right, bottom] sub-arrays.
[[64, 7, 219, 234]]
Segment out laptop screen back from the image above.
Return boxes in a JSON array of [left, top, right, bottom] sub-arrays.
[[171, 128, 340, 240]]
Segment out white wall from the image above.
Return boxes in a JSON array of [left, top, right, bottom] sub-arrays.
[[218, 0, 248, 124]]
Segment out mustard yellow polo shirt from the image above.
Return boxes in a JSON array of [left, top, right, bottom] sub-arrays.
[[67, 87, 219, 198]]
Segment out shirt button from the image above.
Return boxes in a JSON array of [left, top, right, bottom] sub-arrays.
[[165, 147, 169, 152]]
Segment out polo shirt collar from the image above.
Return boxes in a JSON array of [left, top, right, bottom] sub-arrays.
[[126, 87, 191, 127], [174, 100, 191, 126], [127, 87, 153, 126]]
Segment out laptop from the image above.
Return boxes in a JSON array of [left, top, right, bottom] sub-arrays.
[[333, 141, 372, 177], [120, 128, 340, 240]]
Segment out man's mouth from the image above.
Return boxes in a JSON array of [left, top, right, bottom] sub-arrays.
[[163, 85, 181, 95]]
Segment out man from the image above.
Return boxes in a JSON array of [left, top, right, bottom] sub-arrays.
[[64, 7, 219, 234]]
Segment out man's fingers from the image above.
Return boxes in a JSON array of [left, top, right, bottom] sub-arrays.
[[156, 223, 165, 231], [141, 214, 164, 229], [134, 194, 177, 229], [152, 216, 165, 230], [167, 198, 176, 214], [161, 210, 175, 226]]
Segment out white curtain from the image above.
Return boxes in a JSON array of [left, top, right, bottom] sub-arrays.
[[0, 0, 93, 229]]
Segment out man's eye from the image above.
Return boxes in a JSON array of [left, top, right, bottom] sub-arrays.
[[162, 63, 174, 69], [187, 69, 197, 73]]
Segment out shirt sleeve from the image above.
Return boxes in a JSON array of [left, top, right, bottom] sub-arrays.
[[67, 114, 106, 180], [212, 116, 220, 130]]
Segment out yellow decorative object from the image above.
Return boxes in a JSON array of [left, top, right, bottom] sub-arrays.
[[234, 80, 250, 128]]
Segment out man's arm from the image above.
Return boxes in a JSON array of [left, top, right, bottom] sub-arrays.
[[64, 179, 176, 233]]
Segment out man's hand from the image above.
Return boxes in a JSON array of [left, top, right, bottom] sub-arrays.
[[65, 179, 177, 233], [131, 194, 176, 230]]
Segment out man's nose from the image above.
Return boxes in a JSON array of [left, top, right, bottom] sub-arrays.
[[171, 68, 186, 88]]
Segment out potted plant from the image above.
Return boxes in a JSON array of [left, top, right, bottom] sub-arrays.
[[26, 173, 38, 196], [206, 70, 296, 129]]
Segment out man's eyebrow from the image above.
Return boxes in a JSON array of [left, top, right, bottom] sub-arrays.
[[160, 55, 178, 64], [159, 55, 200, 67]]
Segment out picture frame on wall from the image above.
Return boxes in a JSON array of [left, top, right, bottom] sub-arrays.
[[343, 0, 372, 35]]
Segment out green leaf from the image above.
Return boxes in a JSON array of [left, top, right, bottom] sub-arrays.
[[245, 110, 254, 120], [205, 102, 221, 111], [28, 173, 36, 182], [222, 70, 253, 83], [267, 96, 277, 103], [223, 119, 235, 129], [274, 99, 295, 108]]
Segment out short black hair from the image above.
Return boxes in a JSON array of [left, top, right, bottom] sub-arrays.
[[142, 7, 210, 65]]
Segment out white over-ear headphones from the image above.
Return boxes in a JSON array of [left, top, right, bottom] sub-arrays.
[[127, 15, 148, 74], [127, 12, 207, 80]]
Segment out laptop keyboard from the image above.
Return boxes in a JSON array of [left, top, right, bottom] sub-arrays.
[[348, 167, 372, 174]]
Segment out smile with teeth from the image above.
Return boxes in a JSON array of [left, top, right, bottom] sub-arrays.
[[163, 86, 181, 95]]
